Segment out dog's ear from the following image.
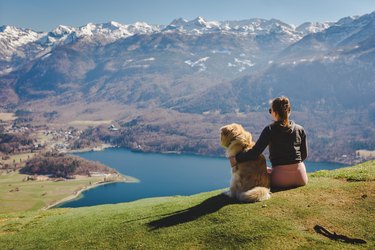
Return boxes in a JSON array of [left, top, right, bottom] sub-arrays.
[[221, 123, 244, 137], [220, 125, 234, 136], [220, 124, 236, 148]]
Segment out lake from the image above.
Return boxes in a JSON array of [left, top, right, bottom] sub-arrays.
[[59, 147, 346, 208]]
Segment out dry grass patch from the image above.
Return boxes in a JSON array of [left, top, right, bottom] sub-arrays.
[[0, 113, 16, 122], [68, 120, 113, 126], [1, 153, 36, 165]]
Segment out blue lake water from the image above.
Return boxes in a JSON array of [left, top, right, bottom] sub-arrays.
[[59, 147, 347, 208]]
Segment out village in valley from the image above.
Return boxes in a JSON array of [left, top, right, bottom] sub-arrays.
[[0, 110, 120, 177], [0, 107, 134, 212]]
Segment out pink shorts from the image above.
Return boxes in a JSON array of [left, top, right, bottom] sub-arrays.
[[267, 162, 308, 188]]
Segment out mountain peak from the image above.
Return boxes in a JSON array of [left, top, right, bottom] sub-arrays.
[[169, 18, 188, 26], [192, 16, 207, 25], [0, 25, 10, 32], [164, 16, 221, 33], [108, 21, 121, 27], [0, 25, 23, 33], [50, 25, 74, 36], [336, 16, 359, 26], [296, 22, 332, 35], [190, 16, 221, 29]]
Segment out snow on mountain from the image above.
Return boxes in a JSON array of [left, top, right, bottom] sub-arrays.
[[317, 11, 375, 47], [0, 21, 161, 54], [279, 11, 375, 61], [189, 16, 221, 30], [336, 16, 359, 26], [126, 22, 162, 35], [228, 58, 255, 72], [0, 25, 45, 61], [164, 17, 301, 40], [50, 25, 75, 37], [224, 18, 295, 34], [0, 21, 161, 75], [76, 21, 161, 38], [0, 16, 314, 64], [296, 22, 332, 35], [4, 12, 372, 63], [3, 12, 375, 78], [41, 21, 161, 46], [165, 17, 221, 34], [335, 12, 375, 46], [37, 25, 76, 46], [185, 57, 210, 72]]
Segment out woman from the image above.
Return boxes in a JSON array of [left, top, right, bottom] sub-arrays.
[[229, 96, 308, 188]]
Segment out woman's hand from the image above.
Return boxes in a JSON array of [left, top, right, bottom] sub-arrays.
[[229, 156, 237, 167]]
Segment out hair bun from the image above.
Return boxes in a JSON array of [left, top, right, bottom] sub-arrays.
[[271, 96, 291, 127]]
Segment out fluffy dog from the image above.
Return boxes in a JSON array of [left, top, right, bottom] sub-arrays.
[[220, 123, 271, 202]]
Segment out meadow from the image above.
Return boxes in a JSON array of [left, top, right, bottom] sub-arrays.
[[0, 172, 105, 214]]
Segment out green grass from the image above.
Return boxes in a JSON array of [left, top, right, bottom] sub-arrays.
[[0, 172, 104, 214], [310, 160, 375, 181], [0, 161, 374, 249]]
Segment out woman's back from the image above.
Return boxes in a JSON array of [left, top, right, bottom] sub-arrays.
[[268, 121, 307, 166]]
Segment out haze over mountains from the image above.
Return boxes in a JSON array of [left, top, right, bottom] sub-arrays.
[[1, 12, 375, 163]]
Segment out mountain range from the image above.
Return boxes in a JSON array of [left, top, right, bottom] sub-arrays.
[[1, 12, 375, 163]]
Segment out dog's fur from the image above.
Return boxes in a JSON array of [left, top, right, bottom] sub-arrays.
[[220, 123, 271, 202]]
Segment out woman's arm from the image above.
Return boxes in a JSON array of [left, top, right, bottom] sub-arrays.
[[301, 131, 308, 161], [234, 126, 271, 164]]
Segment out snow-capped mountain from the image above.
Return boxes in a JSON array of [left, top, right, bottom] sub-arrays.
[[0, 21, 162, 75], [71, 21, 161, 43], [296, 21, 333, 35], [0, 17, 298, 76], [163, 17, 303, 42], [164, 17, 221, 33], [282, 11, 375, 59], [40, 21, 162, 46], [321, 12, 375, 47], [0, 25, 47, 75], [0, 15, 325, 68], [0, 21, 162, 52], [2, 12, 375, 109], [0, 25, 44, 61], [0, 16, 331, 64]]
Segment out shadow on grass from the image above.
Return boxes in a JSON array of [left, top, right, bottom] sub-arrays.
[[314, 225, 367, 244], [147, 194, 236, 230], [147, 186, 302, 230], [270, 185, 300, 193]]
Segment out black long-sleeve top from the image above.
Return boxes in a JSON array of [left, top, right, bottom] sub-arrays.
[[235, 121, 308, 167]]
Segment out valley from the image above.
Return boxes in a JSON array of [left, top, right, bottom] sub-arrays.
[[1, 13, 375, 165]]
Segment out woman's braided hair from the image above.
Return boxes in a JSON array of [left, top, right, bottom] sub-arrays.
[[271, 96, 291, 128]]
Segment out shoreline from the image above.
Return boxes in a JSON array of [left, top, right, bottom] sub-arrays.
[[93, 145, 353, 166], [66, 143, 116, 154], [43, 173, 139, 210], [62, 140, 362, 166]]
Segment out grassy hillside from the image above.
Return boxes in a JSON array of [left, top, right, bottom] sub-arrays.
[[0, 172, 105, 213], [0, 161, 374, 249]]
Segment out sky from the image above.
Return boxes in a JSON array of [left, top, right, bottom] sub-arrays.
[[1, 0, 375, 31]]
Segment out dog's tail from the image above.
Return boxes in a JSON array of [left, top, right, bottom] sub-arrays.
[[239, 187, 271, 202]]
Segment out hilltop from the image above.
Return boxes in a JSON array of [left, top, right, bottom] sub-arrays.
[[0, 160, 374, 249]]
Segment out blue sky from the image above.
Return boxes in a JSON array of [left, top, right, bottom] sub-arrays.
[[1, 0, 375, 31]]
